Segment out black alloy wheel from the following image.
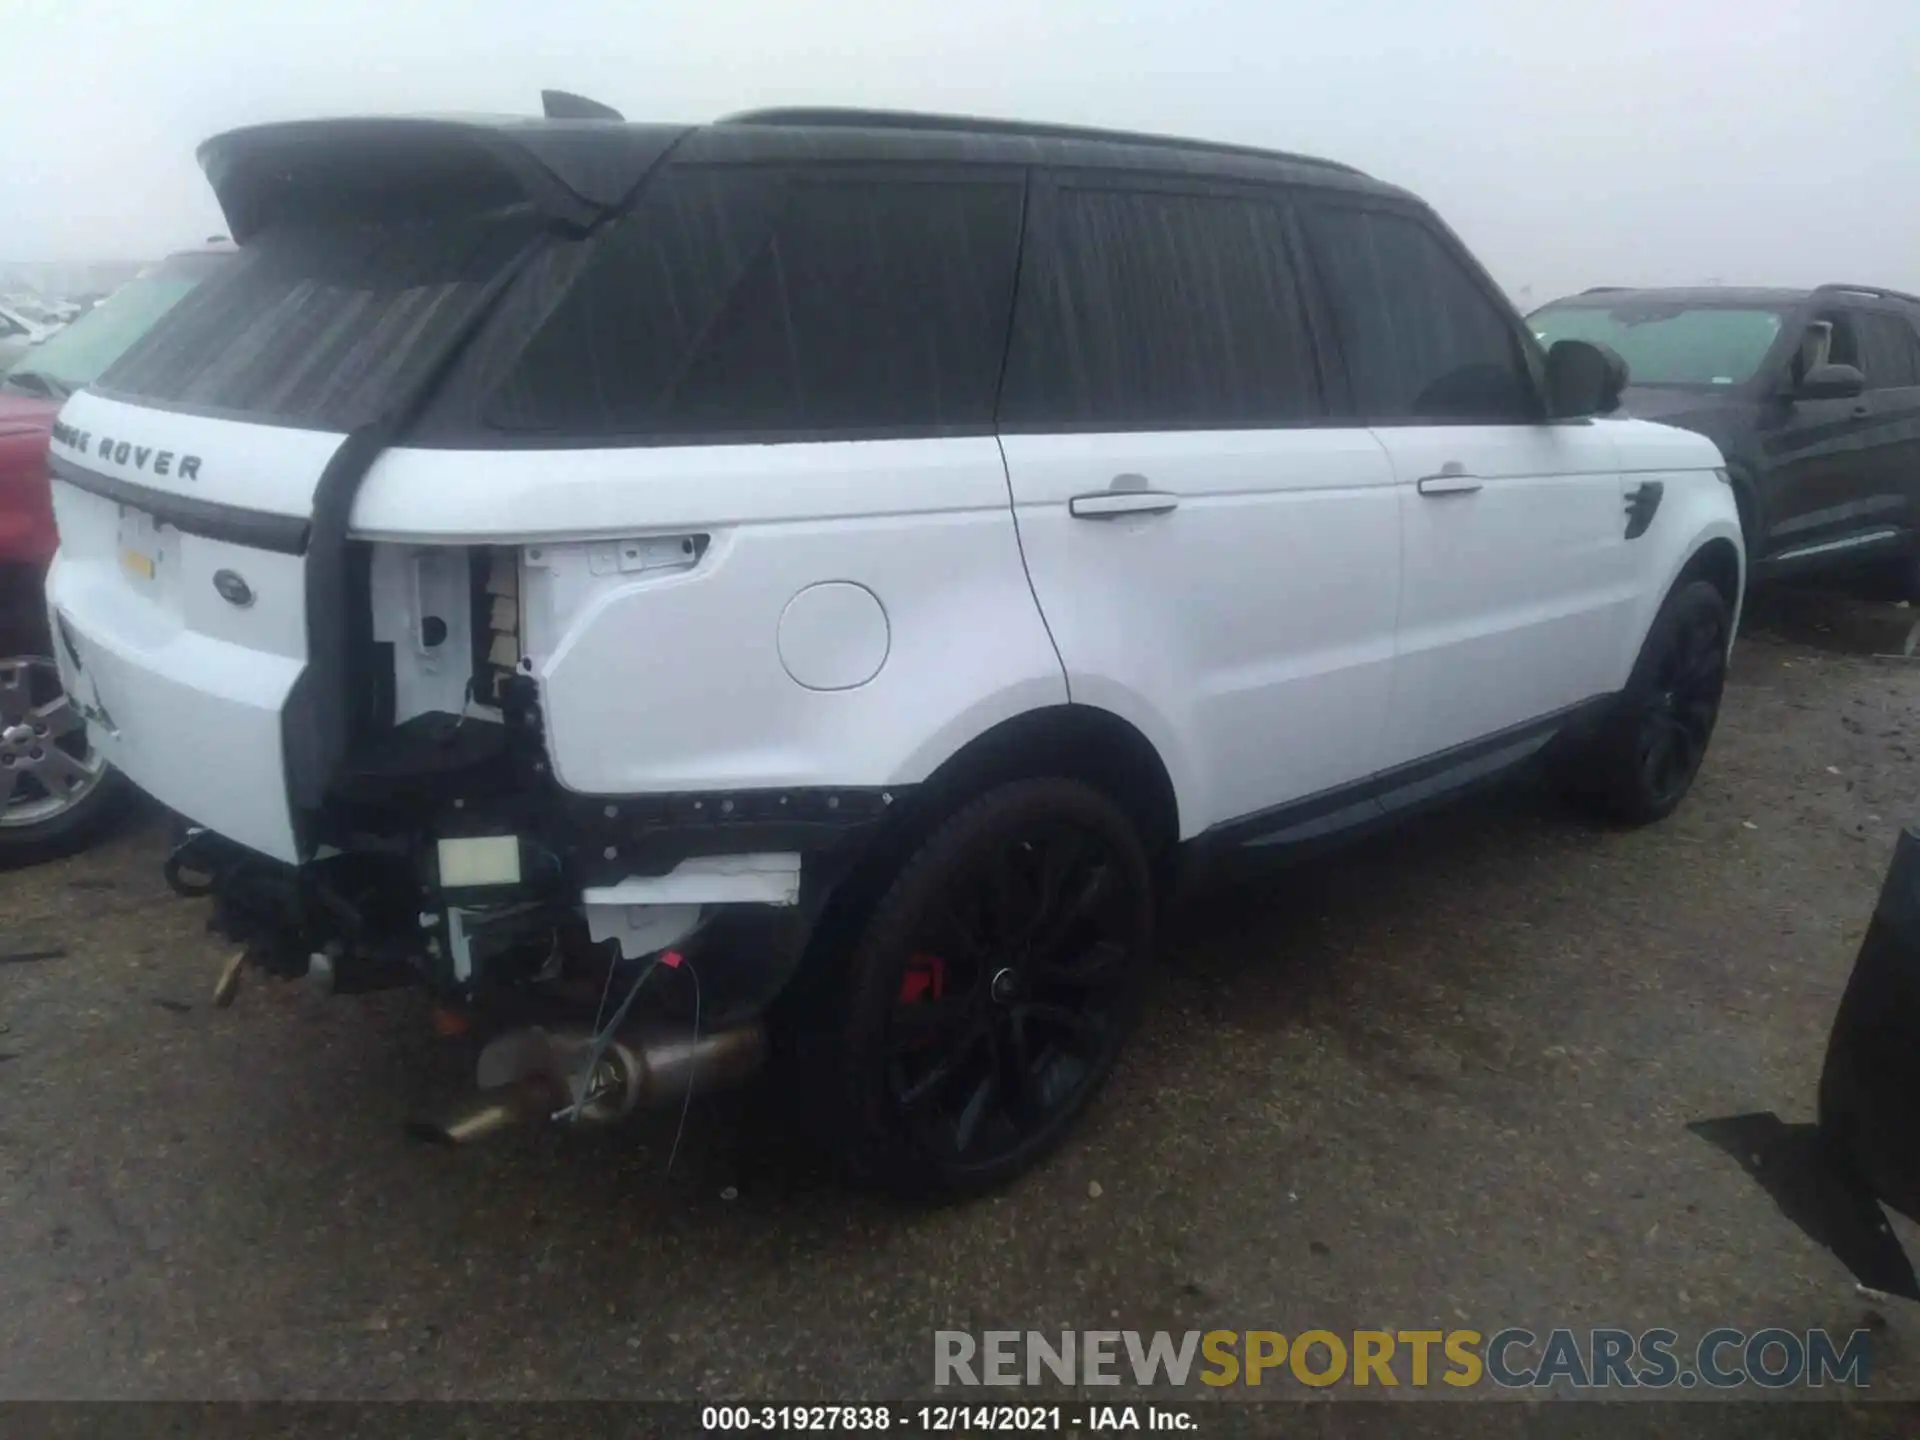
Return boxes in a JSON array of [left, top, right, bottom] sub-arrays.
[[1574, 578, 1732, 826], [833, 778, 1154, 1198], [1632, 593, 1729, 813]]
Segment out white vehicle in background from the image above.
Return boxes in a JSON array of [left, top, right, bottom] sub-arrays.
[[44, 100, 1742, 1199], [0, 302, 59, 374], [2, 296, 70, 330]]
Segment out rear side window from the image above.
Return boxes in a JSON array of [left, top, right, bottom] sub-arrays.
[[1305, 206, 1537, 422], [1000, 185, 1321, 427], [488, 167, 1025, 438], [1853, 311, 1920, 389], [98, 216, 537, 430]]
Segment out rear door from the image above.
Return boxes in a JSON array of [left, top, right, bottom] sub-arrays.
[[997, 174, 1400, 838], [44, 217, 538, 860], [1298, 201, 1634, 774], [1852, 308, 1920, 542]]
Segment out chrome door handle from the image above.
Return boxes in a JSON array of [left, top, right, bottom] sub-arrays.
[[1416, 464, 1482, 496], [1069, 490, 1181, 519]]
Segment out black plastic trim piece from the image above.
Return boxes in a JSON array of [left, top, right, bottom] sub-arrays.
[[1624, 480, 1665, 540], [196, 118, 689, 241], [283, 231, 555, 823], [47, 454, 311, 555], [556, 785, 909, 887], [541, 90, 624, 122]]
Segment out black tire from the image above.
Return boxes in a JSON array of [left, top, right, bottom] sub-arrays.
[[1564, 579, 1731, 826], [824, 777, 1155, 1201], [0, 654, 130, 868]]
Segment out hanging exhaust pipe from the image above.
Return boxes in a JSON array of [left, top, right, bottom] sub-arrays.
[[406, 1019, 767, 1146], [407, 1074, 567, 1146]]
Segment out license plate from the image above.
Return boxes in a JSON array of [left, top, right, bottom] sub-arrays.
[[117, 508, 161, 582]]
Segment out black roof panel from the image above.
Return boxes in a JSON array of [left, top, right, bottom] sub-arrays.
[[721, 106, 1367, 175], [684, 112, 1406, 200], [198, 107, 1409, 242]]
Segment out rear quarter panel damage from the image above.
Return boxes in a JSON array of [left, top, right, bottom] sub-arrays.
[[354, 437, 1069, 797]]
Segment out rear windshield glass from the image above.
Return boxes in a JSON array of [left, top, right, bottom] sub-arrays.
[[1528, 303, 1786, 386], [486, 165, 1026, 439], [97, 213, 537, 430], [2, 251, 230, 402]]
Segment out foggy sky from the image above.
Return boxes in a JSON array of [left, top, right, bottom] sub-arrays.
[[4, 0, 1915, 305]]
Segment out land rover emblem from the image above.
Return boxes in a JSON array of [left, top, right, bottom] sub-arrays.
[[212, 570, 255, 608]]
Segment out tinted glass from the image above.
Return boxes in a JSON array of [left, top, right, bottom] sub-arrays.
[[1529, 303, 1785, 387], [1000, 186, 1320, 427], [1307, 207, 1535, 422], [98, 214, 538, 429], [489, 167, 1024, 437], [1854, 311, 1920, 390], [2, 251, 231, 400]]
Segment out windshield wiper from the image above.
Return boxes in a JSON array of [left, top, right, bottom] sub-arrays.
[[1, 370, 69, 400]]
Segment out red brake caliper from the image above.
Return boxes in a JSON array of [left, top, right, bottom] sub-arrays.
[[898, 953, 948, 1016]]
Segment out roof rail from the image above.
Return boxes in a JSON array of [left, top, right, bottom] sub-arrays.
[[718, 106, 1365, 176], [1581, 286, 1630, 294], [1813, 282, 1920, 307]]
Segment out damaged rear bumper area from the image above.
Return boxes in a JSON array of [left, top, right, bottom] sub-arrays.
[[161, 764, 898, 1142], [165, 759, 897, 1018], [46, 467, 903, 1142]]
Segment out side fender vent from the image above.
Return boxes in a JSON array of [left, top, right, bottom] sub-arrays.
[[1625, 481, 1665, 541]]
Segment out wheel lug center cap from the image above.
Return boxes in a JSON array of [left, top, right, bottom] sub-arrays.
[[990, 967, 1020, 1004]]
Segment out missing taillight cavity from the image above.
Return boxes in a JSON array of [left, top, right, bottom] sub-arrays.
[[472, 547, 521, 707]]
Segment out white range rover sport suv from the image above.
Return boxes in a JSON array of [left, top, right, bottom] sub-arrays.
[[43, 100, 1743, 1197]]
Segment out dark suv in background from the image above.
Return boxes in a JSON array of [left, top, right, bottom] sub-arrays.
[[1530, 284, 1920, 591]]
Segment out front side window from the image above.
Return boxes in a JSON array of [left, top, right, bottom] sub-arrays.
[[489, 166, 1025, 438], [1530, 302, 1787, 389], [1000, 184, 1321, 428], [1306, 206, 1536, 422], [1853, 311, 1920, 390]]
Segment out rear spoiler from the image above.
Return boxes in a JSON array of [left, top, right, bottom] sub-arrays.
[[196, 116, 689, 242]]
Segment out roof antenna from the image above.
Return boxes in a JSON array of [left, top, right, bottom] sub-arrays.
[[541, 89, 623, 122]]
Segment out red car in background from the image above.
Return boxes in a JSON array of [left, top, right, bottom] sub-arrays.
[[0, 245, 231, 863]]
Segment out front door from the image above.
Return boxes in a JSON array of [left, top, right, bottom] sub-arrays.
[[1762, 307, 1917, 563], [1300, 202, 1634, 774], [997, 176, 1401, 838]]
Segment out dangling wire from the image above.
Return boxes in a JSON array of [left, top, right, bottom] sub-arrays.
[[560, 950, 661, 1123], [664, 957, 702, 1175]]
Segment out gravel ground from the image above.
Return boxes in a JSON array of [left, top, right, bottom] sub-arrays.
[[2, 588, 1918, 1423]]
